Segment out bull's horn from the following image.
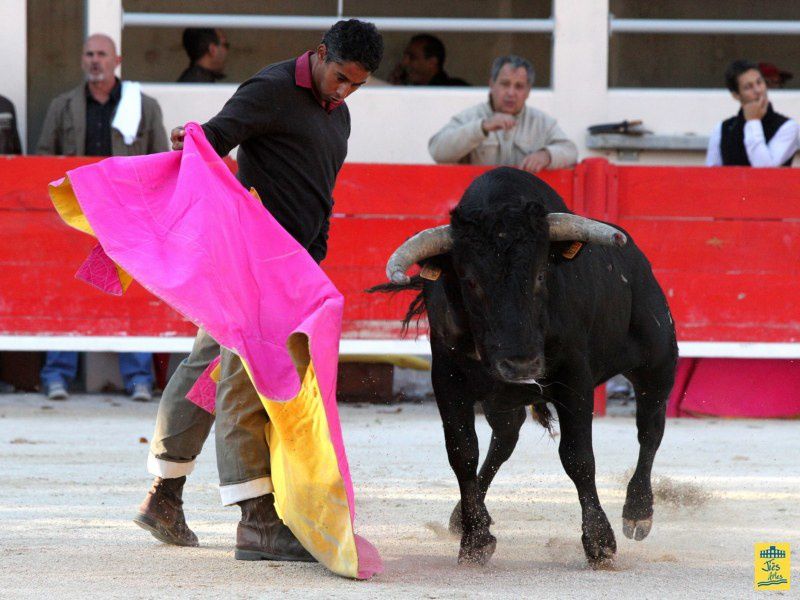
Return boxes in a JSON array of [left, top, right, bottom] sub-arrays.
[[547, 213, 627, 247], [386, 225, 453, 284]]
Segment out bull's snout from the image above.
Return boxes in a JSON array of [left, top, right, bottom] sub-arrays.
[[495, 356, 545, 383]]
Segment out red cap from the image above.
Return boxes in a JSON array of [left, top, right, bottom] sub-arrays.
[[759, 62, 793, 83]]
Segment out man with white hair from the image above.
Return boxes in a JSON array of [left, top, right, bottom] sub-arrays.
[[36, 34, 168, 402], [429, 55, 577, 173]]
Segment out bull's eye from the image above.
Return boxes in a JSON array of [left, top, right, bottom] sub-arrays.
[[465, 278, 478, 291]]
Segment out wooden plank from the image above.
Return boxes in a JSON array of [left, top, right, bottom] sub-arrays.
[[327, 216, 447, 266], [0, 156, 98, 210], [334, 163, 574, 215], [619, 219, 800, 274], [656, 272, 800, 342], [617, 165, 800, 220]]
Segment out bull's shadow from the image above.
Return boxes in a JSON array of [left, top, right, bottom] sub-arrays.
[[370, 167, 677, 567]]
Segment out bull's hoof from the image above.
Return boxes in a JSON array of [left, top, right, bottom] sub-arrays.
[[582, 509, 617, 565], [622, 517, 653, 541], [622, 496, 654, 541], [458, 531, 497, 566], [584, 539, 616, 567], [448, 501, 494, 536]]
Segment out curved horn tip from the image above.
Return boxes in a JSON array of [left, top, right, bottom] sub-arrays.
[[613, 232, 627, 246], [390, 272, 411, 285]]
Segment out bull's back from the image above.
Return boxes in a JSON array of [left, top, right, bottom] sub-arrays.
[[546, 233, 674, 378]]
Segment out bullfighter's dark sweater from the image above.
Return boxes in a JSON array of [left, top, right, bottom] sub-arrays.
[[202, 56, 350, 262]]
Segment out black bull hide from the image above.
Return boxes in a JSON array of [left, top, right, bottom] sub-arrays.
[[370, 167, 677, 566]]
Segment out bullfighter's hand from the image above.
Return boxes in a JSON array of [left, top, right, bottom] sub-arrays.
[[170, 126, 186, 150], [520, 149, 552, 173], [743, 95, 768, 121], [481, 114, 517, 135]]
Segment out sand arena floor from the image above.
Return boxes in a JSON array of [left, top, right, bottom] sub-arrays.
[[0, 393, 797, 599]]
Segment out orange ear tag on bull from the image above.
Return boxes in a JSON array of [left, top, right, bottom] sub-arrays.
[[562, 241, 583, 260], [420, 264, 442, 281]]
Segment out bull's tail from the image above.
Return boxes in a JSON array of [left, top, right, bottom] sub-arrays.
[[365, 276, 427, 336], [531, 402, 555, 433]]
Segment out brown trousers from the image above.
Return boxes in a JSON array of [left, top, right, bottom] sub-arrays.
[[149, 328, 270, 486]]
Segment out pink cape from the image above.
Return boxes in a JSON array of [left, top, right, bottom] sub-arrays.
[[48, 122, 381, 579]]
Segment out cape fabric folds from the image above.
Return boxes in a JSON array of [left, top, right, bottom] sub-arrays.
[[47, 122, 381, 580]]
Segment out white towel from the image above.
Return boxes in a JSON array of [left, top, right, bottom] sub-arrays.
[[111, 81, 142, 145]]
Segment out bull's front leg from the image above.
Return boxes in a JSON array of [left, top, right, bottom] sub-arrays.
[[553, 389, 616, 566], [449, 405, 527, 535], [432, 359, 495, 565]]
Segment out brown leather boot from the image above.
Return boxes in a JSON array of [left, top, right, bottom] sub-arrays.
[[133, 476, 199, 547], [235, 494, 316, 562]]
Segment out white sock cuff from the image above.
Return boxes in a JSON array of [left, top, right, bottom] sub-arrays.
[[219, 476, 274, 506], [147, 453, 196, 479]]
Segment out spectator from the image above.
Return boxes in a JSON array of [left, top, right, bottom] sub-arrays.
[[706, 60, 799, 167], [388, 34, 467, 86], [0, 94, 22, 154], [429, 55, 577, 173], [177, 28, 228, 83], [758, 62, 792, 90], [36, 33, 169, 401]]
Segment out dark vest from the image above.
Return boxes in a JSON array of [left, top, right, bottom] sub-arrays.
[[720, 104, 791, 166]]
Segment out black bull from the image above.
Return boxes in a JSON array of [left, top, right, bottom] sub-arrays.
[[370, 167, 677, 566]]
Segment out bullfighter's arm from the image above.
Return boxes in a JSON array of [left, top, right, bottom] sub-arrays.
[[705, 122, 722, 166], [428, 115, 486, 163], [202, 75, 278, 158], [744, 118, 799, 167], [541, 119, 578, 169]]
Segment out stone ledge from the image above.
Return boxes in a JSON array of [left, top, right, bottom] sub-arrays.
[[586, 133, 709, 151]]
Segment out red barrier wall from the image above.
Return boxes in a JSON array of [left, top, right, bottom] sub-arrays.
[[0, 156, 573, 340], [2, 155, 799, 342], [2, 156, 800, 414]]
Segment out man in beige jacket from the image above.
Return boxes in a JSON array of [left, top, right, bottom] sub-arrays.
[[428, 55, 577, 172]]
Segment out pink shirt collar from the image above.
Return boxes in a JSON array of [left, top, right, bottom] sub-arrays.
[[295, 51, 343, 113]]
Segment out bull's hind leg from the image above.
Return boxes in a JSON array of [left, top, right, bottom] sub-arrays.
[[449, 405, 527, 535], [622, 359, 674, 541]]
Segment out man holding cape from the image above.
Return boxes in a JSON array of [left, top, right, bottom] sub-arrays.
[[132, 19, 383, 563]]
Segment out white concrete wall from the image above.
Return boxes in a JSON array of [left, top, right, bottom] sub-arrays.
[[143, 83, 800, 166], [1, 0, 27, 152]]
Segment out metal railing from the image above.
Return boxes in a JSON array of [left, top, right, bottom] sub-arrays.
[[610, 18, 800, 35], [124, 12, 800, 36], [122, 12, 554, 33]]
